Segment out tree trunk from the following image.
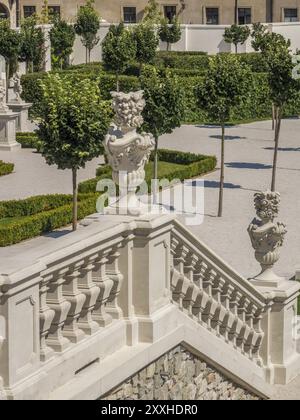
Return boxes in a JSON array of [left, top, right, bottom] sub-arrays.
[[72, 168, 78, 231], [271, 107, 282, 192], [235, 43, 238, 54], [85, 47, 88, 64], [272, 103, 275, 131], [167, 42, 170, 51], [153, 136, 159, 204], [5, 61, 9, 102], [116, 73, 120, 92], [218, 124, 225, 217]]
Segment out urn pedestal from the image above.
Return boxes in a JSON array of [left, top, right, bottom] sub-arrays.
[[0, 112, 20, 151], [7, 102, 32, 133]]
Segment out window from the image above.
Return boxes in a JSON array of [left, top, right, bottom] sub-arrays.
[[23, 5, 36, 19], [238, 8, 251, 25], [206, 8, 219, 25], [48, 5, 61, 19], [284, 8, 298, 22], [123, 7, 137, 23], [164, 5, 177, 22]]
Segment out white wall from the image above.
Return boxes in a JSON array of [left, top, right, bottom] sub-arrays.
[[67, 22, 300, 66]]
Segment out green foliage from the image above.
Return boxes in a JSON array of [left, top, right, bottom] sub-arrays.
[[50, 16, 76, 70], [74, 0, 100, 62], [195, 54, 252, 124], [224, 24, 250, 53], [143, 0, 162, 24], [0, 194, 97, 246], [19, 16, 45, 73], [0, 161, 14, 176], [155, 51, 209, 70], [140, 66, 185, 139], [251, 23, 269, 52], [36, 73, 112, 170], [159, 18, 182, 51], [134, 23, 159, 70], [102, 23, 137, 89], [0, 19, 21, 77], [16, 132, 42, 150], [78, 149, 217, 193]]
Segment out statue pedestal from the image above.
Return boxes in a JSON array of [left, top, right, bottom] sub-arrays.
[[0, 111, 21, 151], [7, 102, 32, 133]]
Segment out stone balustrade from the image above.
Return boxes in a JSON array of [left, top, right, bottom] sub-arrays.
[[170, 227, 265, 364], [0, 213, 299, 399]]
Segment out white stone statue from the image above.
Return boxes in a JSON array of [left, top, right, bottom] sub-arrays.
[[104, 91, 154, 215], [248, 191, 287, 285], [10, 72, 23, 103]]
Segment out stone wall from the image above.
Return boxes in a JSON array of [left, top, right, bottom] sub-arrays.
[[102, 346, 261, 400]]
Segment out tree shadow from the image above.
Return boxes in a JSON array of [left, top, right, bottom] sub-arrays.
[[204, 180, 241, 189], [195, 124, 236, 129], [43, 230, 71, 239], [264, 147, 300, 152], [226, 162, 272, 170], [210, 135, 246, 141]]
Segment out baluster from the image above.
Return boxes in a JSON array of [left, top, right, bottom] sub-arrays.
[[46, 269, 71, 352], [191, 261, 209, 323], [77, 256, 101, 335], [202, 269, 218, 330], [172, 243, 191, 308], [39, 276, 55, 361], [93, 252, 114, 327], [106, 244, 124, 320], [229, 290, 243, 348], [252, 308, 264, 365], [211, 276, 226, 336], [237, 297, 251, 354], [220, 283, 234, 342], [63, 263, 86, 343], [183, 253, 199, 316]]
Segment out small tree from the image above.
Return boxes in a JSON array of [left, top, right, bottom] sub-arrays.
[[102, 23, 136, 91], [143, 0, 162, 24], [140, 66, 185, 196], [224, 24, 250, 53], [134, 23, 159, 74], [0, 19, 21, 89], [40, 0, 50, 24], [159, 17, 182, 51], [74, 0, 100, 64], [19, 16, 45, 73], [50, 16, 76, 70], [260, 33, 297, 191], [37, 74, 112, 230], [251, 22, 269, 52], [196, 55, 251, 217]]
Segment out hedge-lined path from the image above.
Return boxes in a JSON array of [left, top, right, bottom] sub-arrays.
[[1, 119, 300, 280], [159, 118, 300, 281], [0, 148, 104, 200]]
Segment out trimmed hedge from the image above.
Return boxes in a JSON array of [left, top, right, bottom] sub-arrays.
[[79, 149, 217, 194], [0, 193, 97, 246], [0, 161, 14, 177], [16, 132, 41, 149]]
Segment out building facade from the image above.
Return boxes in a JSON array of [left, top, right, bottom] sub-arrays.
[[1, 0, 300, 26]]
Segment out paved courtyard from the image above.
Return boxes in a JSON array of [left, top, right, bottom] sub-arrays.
[[0, 118, 300, 280]]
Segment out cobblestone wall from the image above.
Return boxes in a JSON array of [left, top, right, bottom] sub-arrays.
[[102, 346, 261, 400]]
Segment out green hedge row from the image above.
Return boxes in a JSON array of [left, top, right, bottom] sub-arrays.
[[79, 149, 217, 194], [16, 132, 41, 149], [0, 193, 97, 246], [0, 161, 14, 177]]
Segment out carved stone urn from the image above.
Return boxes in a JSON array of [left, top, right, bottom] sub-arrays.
[[248, 191, 287, 287], [104, 91, 154, 216]]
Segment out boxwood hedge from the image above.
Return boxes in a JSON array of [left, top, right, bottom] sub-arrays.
[[0, 193, 97, 246], [78, 149, 217, 194], [0, 161, 14, 177]]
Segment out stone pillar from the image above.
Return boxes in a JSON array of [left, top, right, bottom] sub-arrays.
[[248, 191, 300, 384], [0, 277, 41, 392], [41, 25, 52, 73], [131, 214, 175, 343]]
